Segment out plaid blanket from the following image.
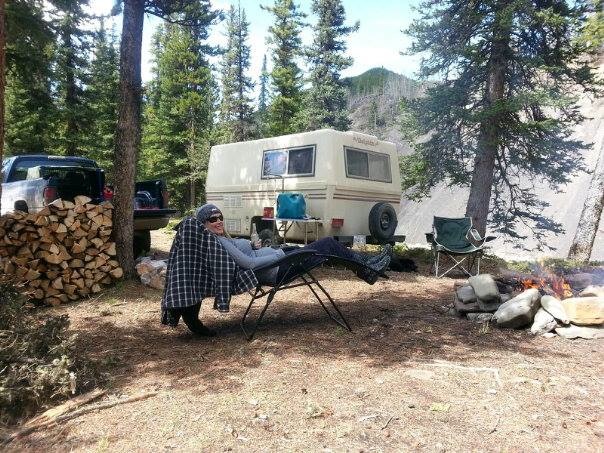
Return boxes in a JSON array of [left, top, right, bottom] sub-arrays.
[[161, 217, 257, 326]]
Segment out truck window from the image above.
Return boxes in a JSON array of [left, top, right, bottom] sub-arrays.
[[8, 158, 97, 182], [262, 146, 315, 178], [344, 147, 392, 183]]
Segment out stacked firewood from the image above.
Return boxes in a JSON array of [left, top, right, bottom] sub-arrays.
[[0, 196, 123, 306]]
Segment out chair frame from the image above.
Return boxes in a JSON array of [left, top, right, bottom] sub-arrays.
[[240, 249, 385, 340]]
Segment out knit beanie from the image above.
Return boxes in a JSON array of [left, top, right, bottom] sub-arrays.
[[195, 203, 222, 223]]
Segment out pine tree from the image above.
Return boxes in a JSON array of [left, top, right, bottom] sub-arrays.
[[256, 53, 270, 137], [262, 0, 305, 136], [4, 0, 56, 154], [50, 0, 93, 156], [85, 20, 119, 174], [218, 5, 255, 143], [403, 0, 602, 242], [303, 0, 358, 131], [112, 0, 219, 276], [258, 54, 269, 113], [141, 3, 220, 213]]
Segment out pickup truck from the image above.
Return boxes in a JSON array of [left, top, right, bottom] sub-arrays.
[[1, 155, 176, 257]]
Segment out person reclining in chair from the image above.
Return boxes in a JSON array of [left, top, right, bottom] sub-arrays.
[[196, 204, 392, 288]]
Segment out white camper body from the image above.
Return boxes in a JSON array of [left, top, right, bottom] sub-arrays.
[[206, 129, 404, 244]]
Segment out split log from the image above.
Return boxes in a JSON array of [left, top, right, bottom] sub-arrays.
[[0, 198, 124, 306]]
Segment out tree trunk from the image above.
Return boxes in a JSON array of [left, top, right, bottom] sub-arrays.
[[0, 0, 5, 214], [114, 0, 144, 278], [568, 142, 604, 261], [465, 7, 511, 236], [64, 36, 78, 156]]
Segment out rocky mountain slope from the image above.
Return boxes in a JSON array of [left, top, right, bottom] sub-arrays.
[[346, 66, 604, 260]]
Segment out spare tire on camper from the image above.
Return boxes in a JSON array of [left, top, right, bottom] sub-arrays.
[[368, 202, 398, 242]]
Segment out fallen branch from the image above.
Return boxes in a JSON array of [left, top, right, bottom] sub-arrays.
[[3, 391, 157, 446], [410, 360, 503, 388], [3, 388, 106, 445], [54, 391, 158, 423], [381, 415, 397, 430]]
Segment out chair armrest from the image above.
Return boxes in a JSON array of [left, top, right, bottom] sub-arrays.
[[467, 228, 483, 242], [425, 232, 435, 244]]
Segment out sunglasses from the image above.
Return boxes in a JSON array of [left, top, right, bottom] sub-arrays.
[[207, 215, 224, 223]]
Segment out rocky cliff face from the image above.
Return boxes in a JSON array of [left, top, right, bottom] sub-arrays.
[[346, 65, 604, 260]]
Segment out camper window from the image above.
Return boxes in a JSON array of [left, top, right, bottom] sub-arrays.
[[262, 146, 315, 178], [344, 147, 392, 183]]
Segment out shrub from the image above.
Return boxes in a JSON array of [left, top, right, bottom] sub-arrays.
[[0, 282, 100, 426]]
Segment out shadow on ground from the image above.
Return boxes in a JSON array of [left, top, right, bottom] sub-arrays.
[[65, 270, 558, 397]]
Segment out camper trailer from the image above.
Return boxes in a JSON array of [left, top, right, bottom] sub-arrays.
[[206, 129, 404, 245]]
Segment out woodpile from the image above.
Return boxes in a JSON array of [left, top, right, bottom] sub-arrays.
[[0, 196, 123, 306]]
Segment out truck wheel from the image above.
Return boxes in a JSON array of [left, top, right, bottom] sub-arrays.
[[368, 202, 397, 242], [14, 200, 28, 213], [133, 230, 151, 258], [259, 228, 275, 247]]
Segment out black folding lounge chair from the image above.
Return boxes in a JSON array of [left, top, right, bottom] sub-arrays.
[[240, 249, 387, 340]]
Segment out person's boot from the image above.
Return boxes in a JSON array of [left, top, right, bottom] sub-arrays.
[[368, 254, 392, 275], [355, 267, 379, 285], [366, 244, 393, 266], [182, 308, 217, 337], [187, 320, 217, 337]]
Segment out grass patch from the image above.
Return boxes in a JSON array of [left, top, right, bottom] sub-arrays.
[[0, 282, 102, 427], [162, 217, 183, 235], [501, 257, 603, 275]]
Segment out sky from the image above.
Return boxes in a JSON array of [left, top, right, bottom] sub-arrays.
[[89, 0, 422, 85]]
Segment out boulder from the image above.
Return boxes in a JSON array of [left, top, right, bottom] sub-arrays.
[[454, 294, 480, 314], [468, 274, 500, 302], [540, 295, 570, 325], [500, 293, 512, 303], [561, 297, 604, 326], [555, 324, 604, 340], [579, 285, 604, 298], [456, 285, 477, 303], [467, 313, 493, 323], [492, 288, 540, 329], [530, 308, 557, 335], [477, 298, 502, 312], [454, 280, 470, 289]]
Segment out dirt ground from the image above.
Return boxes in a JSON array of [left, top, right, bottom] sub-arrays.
[[6, 231, 604, 452]]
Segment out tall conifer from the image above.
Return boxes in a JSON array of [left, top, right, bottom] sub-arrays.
[[86, 21, 119, 174], [303, 0, 358, 131], [218, 5, 255, 143], [256, 54, 270, 137], [51, 0, 92, 156], [141, 2, 220, 212], [4, 0, 55, 154], [403, 0, 602, 241], [258, 54, 269, 113], [262, 0, 305, 136]]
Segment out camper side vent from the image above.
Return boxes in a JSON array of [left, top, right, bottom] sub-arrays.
[[225, 218, 241, 233], [223, 194, 242, 208]]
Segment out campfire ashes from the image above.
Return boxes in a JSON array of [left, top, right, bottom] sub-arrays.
[[449, 271, 604, 339]]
